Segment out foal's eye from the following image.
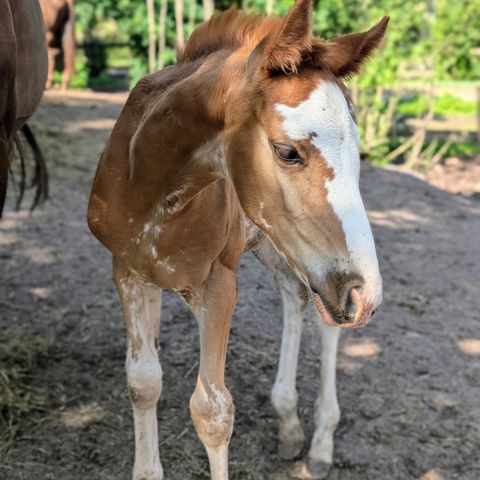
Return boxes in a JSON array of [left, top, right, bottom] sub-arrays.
[[273, 143, 304, 165]]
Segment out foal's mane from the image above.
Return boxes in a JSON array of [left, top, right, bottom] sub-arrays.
[[178, 9, 281, 64]]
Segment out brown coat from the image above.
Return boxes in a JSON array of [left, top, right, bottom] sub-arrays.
[[39, 0, 75, 89], [0, 0, 48, 215]]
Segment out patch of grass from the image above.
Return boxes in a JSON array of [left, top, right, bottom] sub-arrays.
[[396, 94, 430, 116], [445, 140, 480, 158], [0, 332, 52, 457], [397, 93, 477, 117], [435, 93, 477, 116]]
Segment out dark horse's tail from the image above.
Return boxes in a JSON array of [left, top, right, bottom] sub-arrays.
[[0, 124, 48, 218], [0, 140, 9, 218]]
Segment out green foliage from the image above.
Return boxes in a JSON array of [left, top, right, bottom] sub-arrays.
[[76, 0, 184, 86], [128, 56, 149, 88], [69, 59, 89, 88], [397, 93, 477, 117], [74, 0, 480, 85], [71, 0, 479, 164], [445, 141, 480, 158], [434, 0, 480, 80]]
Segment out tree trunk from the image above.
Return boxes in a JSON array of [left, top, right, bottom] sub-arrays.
[[146, 0, 156, 73], [175, 0, 185, 50], [188, 0, 196, 36], [202, 0, 214, 21], [158, 0, 168, 68], [266, 0, 274, 14]]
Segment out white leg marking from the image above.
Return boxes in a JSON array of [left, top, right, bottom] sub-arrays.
[[206, 443, 229, 480], [118, 277, 163, 480], [190, 379, 233, 480], [187, 261, 237, 480], [271, 274, 306, 459], [308, 319, 341, 467]]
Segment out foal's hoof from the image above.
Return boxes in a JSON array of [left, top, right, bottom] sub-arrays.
[[306, 459, 332, 479], [278, 432, 304, 460], [133, 466, 164, 480], [278, 423, 304, 460], [291, 459, 332, 479]]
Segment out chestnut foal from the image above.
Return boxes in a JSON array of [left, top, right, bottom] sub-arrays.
[[88, 2, 388, 478]]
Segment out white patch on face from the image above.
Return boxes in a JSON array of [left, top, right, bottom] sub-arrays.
[[275, 81, 381, 305]]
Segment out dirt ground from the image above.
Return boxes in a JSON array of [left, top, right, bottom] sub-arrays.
[[1, 90, 479, 480], [426, 156, 480, 197]]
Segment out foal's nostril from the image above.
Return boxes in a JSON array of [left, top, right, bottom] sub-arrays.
[[348, 287, 368, 323], [338, 285, 366, 325], [309, 273, 372, 327], [345, 289, 358, 318]]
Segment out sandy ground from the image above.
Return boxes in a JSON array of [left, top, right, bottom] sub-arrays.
[[426, 156, 480, 197], [0, 90, 479, 480]]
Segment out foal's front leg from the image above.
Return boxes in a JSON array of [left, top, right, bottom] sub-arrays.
[[271, 271, 308, 460], [272, 270, 341, 479], [186, 260, 237, 480], [114, 262, 163, 480], [307, 321, 341, 479]]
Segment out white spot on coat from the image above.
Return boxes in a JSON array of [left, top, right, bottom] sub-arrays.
[[210, 384, 230, 425], [156, 256, 175, 274], [258, 202, 272, 231]]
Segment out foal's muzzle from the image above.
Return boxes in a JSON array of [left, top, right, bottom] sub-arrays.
[[310, 273, 379, 329]]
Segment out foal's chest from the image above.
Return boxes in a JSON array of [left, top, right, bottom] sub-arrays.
[[121, 176, 245, 289]]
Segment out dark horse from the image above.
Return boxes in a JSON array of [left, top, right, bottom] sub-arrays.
[[39, 0, 75, 90], [0, 0, 49, 217]]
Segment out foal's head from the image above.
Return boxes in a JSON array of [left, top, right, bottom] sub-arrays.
[[221, 1, 388, 328]]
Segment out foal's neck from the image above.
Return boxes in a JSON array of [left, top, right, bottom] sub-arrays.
[[131, 51, 240, 192]]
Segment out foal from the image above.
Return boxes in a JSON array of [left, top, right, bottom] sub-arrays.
[[88, 1, 388, 478]]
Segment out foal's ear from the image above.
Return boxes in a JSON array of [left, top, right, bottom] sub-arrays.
[[254, 0, 313, 74], [313, 16, 389, 78]]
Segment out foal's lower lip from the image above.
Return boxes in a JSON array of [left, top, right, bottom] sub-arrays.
[[310, 290, 338, 327]]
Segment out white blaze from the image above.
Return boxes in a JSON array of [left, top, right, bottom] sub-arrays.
[[275, 81, 382, 305]]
